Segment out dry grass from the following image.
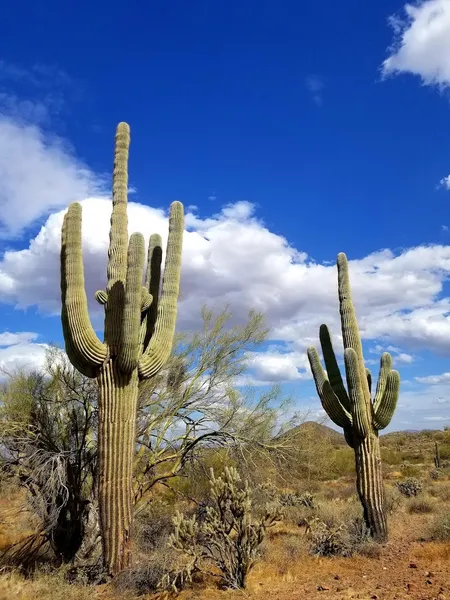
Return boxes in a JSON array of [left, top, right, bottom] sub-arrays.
[[3, 444, 450, 600], [0, 570, 95, 600]]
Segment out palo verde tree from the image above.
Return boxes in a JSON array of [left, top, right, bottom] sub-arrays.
[[60, 122, 184, 575], [307, 252, 400, 542]]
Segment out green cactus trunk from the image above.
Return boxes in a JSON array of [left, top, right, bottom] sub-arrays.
[[97, 362, 138, 573], [354, 433, 387, 542], [307, 253, 399, 543]]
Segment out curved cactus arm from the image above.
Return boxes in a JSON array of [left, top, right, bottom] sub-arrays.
[[373, 353, 393, 412], [139, 202, 184, 379], [373, 370, 400, 430], [104, 122, 130, 351], [343, 427, 355, 448], [141, 233, 162, 349], [307, 347, 352, 429], [61, 203, 107, 377], [141, 287, 152, 312], [95, 290, 108, 305], [344, 348, 370, 438], [319, 324, 351, 412], [366, 368, 372, 395], [117, 233, 145, 373]]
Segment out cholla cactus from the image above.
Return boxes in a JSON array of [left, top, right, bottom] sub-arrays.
[[307, 253, 400, 542], [60, 122, 184, 575], [169, 467, 281, 589]]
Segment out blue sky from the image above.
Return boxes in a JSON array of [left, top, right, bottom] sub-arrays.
[[0, 0, 450, 431]]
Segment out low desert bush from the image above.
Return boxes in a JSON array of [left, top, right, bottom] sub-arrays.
[[428, 513, 450, 541], [400, 463, 422, 477], [396, 478, 423, 497], [384, 486, 403, 514], [408, 497, 434, 514], [134, 499, 174, 554], [307, 514, 370, 557], [428, 483, 450, 502]]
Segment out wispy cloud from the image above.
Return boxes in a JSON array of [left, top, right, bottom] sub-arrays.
[[0, 60, 74, 125], [439, 175, 450, 190], [305, 75, 325, 106]]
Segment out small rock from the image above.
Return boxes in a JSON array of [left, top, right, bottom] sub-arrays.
[[426, 579, 433, 585], [371, 595, 379, 599], [334, 575, 340, 580], [317, 585, 330, 591], [409, 562, 418, 569], [437, 594, 446, 600]]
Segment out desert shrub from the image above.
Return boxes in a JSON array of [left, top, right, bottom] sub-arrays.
[[430, 468, 444, 481], [112, 545, 196, 595], [134, 500, 174, 554], [384, 486, 402, 514], [381, 448, 402, 465], [307, 518, 349, 556], [279, 491, 316, 509], [400, 463, 422, 477], [278, 534, 306, 560], [330, 448, 355, 478], [307, 514, 370, 557], [396, 478, 423, 497], [357, 541, 382, 558], [429, 483, 450, 502], [169, 467, 281, 589], [408, 498, 434, 514], [428, 513, 450, 541], [438, 445, 450, 461]]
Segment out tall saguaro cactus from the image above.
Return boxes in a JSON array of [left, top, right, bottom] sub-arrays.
[[60, 122, 184, 575], [307, 253, 399, 542]]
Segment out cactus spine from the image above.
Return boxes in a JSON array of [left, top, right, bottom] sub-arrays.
[[307, 253, 400, 542], [60, 122, 184, 575]]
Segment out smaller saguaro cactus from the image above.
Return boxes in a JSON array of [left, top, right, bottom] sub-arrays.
[[434, 441, 442, 469], [307, 253, 400, 542]]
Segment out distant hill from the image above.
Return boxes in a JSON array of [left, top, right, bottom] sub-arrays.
[[287, 421, 346, 447]]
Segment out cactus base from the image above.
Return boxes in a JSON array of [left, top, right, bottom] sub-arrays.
[[98, 361, 138, 575], [355, 434, 387, 542]]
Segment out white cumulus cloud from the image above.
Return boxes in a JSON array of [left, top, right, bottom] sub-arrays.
[[382, 0, 450, 88], [0, 117, 105, 237], [0, 331, 48, 375]]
